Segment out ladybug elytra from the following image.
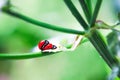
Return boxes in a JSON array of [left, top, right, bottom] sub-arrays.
[[38, 40, 57, 51]]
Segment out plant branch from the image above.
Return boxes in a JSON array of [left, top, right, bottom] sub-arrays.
[[0, 52, 59, 60], [90, 0, 102, 27], [64, 0, 89, 30], [2, 8, 86, 35], [79, 0, 91, 23], [88, 30, 118, 68]]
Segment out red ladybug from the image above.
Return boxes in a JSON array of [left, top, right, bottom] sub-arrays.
[[38, 40, 57, 51]]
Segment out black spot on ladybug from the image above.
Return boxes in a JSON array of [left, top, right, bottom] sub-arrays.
[[41, 40, 49, 50]]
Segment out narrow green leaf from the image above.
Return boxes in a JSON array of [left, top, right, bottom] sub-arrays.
[[2, 9, 85, 35], [85, 0, 92, 16], [90, 0, 102, 27], [79, 0, 91, 23], [64, 0, 89, 30]]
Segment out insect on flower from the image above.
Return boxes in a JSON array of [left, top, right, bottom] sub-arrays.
[[38, 40, 57, 51]]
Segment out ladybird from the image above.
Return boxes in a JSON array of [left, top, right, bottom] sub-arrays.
[[38, 40, 57, 51]]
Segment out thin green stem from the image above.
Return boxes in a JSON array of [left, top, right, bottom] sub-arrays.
[[85, 0, 92, 16], [88, 30, 118, 68], [90, 0, 102, 27], [2, 9, 86, 35], [64, 0, 89, 30], [79, 0, 91, 23], [0, 52, 58, 60]]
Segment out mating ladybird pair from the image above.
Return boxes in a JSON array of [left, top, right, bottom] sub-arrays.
[[38, 40, 57, 51]]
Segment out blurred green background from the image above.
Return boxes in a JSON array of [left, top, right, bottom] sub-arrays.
[[0, 0, 119, 80]]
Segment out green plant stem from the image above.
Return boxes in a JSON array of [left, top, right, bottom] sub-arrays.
[[0, 52, 58, 60], [64, 0, 117, 68], [2, 9, 86, 35], [90, 0, 102, 27], [88, 30, 118, 68], [85, 0, 92, 16], [79, 0, 91, 23], [64, 0, 89, 30]]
